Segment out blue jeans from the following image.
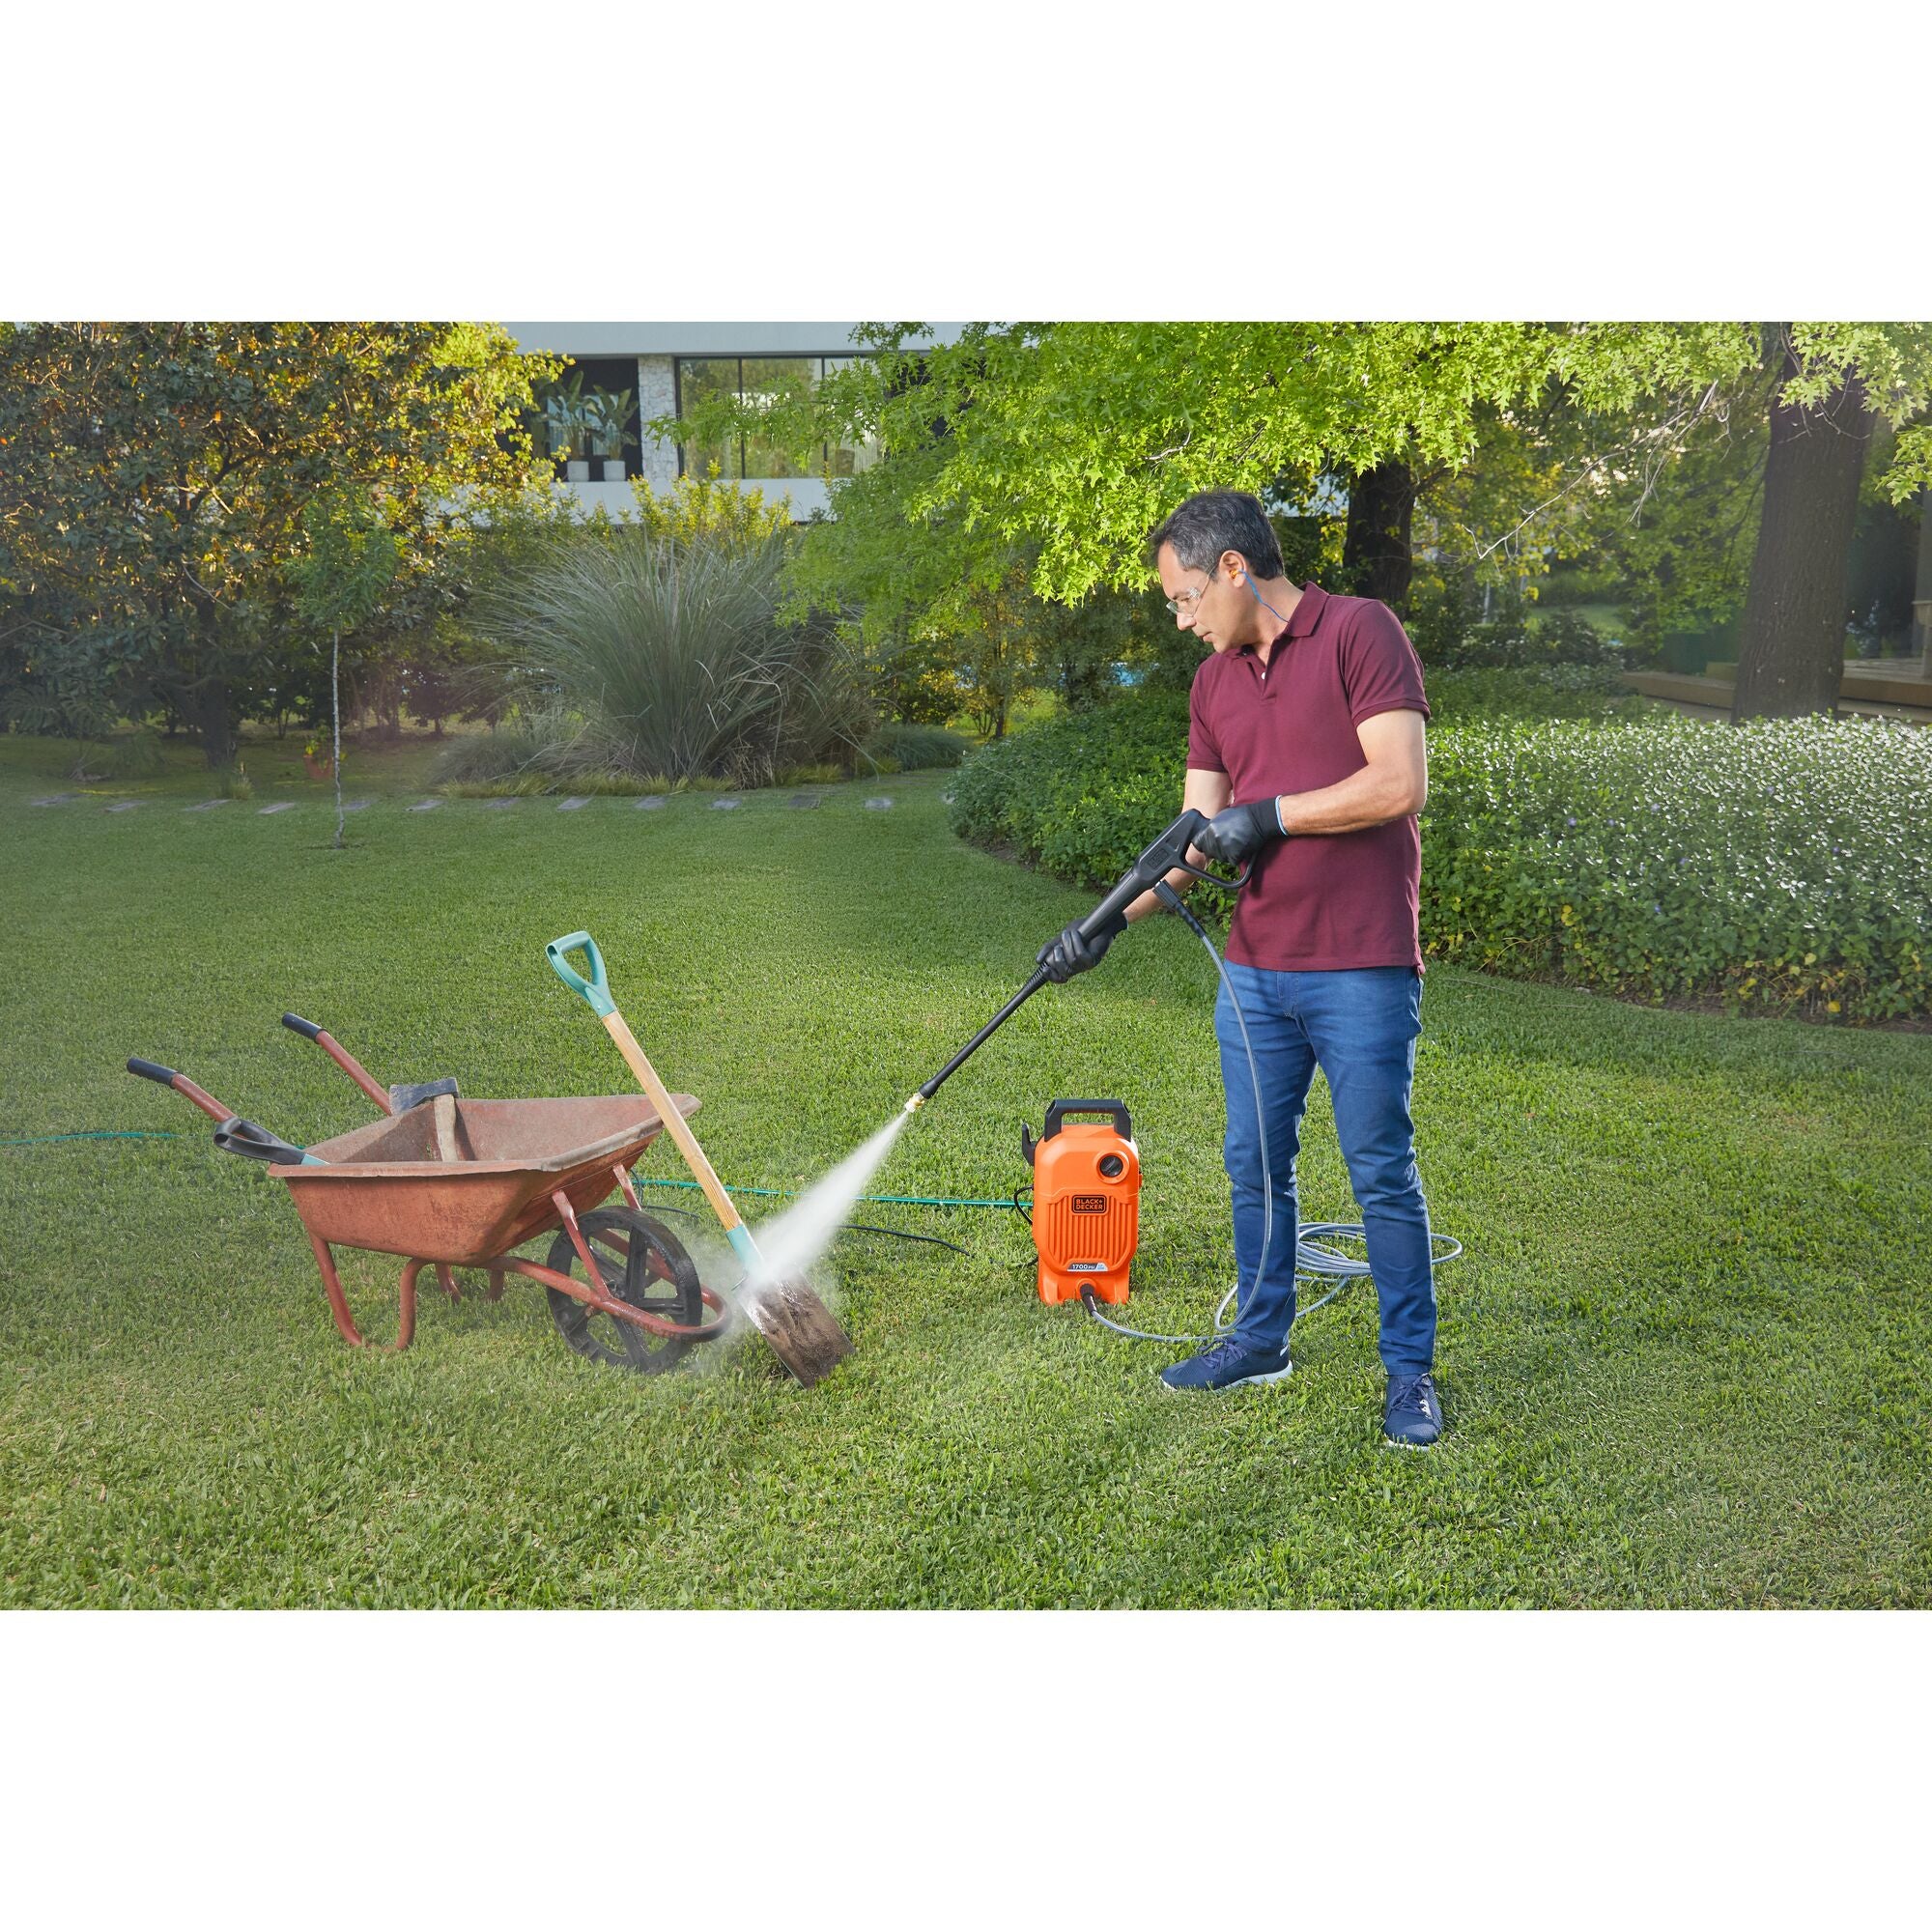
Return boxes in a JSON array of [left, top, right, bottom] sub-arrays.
[[1214, 962, 1435, 1375]]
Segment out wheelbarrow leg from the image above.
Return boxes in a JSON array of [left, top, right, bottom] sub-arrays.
[[305, 1229, 417, 1351]]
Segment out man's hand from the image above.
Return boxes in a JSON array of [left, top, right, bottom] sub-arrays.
[[1037, 910, 1126, 983], [1194, 798, 1286, 868]]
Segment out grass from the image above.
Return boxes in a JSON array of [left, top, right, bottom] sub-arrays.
[[3, 734, 1929, 1606]]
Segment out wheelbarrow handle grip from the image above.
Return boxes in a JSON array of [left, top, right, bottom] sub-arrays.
[[546, 931, 615, 1017], [127, 1057, 236, 1123], [281, 1012, 325, 1041]]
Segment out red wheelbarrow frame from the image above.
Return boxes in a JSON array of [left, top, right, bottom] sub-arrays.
[[135, 1022, 733, 1354]]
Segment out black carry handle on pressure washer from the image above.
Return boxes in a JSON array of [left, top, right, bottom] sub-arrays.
[[1021, 1099, 1133, 1167]]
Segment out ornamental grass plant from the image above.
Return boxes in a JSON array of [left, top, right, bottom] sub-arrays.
[[467, 525, 871, 788]]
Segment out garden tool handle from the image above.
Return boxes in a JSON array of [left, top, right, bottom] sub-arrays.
[[598, 1009, 747, 1238], [279, 1011, 393, 1115], [546, 932, 614, 1017], [545, 931, 747, 1238], [126, 1057, 237, 1125]]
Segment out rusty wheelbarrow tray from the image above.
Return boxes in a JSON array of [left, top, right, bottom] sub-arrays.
[[127, 1018, 735, 1373]]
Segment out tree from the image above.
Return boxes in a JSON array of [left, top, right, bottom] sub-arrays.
[[286, 488, 397, 846], [0, 323, 558, 765], [1730, 325, 1932, 720], [664, 322, 1764, 623]]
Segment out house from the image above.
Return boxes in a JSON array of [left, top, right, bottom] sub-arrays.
[[500, 322, 964, 522]]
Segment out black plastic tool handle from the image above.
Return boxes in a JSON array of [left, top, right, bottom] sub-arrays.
[[128, 1057, 179, 1086], [281, 1012, 325, 1041], [212, 1116, 318, 1166], [1076, 810, 1248, 940]]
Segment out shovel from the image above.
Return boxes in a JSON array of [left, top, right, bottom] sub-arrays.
[[545, 932, 854, 1388]]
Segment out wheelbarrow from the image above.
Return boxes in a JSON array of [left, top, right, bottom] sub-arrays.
[[126, 1015, 734, 1375]]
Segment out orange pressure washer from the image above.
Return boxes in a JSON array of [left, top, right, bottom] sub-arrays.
[[1021, 1100, 1140, 1305]]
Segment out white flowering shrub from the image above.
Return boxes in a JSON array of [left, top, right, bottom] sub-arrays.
[[1424, 714, 1932, 1021]]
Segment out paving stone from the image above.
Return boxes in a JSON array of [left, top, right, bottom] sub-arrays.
[[787, 794, 822, 810], [30, 795, 75, 807], [864, 796, 895, 810], [635, 796, 667, 810], [185, 799, 231, 811], [482, 798, 520, 810], [340, 799, 370, 813], [105, 802, 140, 813], [557, 796, 589, 810], [408, 799, 442, 812], [258, 802, 296, 814], [710, 797, 741, 810]]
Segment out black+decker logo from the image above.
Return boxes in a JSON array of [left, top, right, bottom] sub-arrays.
[[1071, 1195, 1106, 1214]]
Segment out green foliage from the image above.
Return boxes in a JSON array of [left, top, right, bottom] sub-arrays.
[[106, 725, 167, 778], [866, 722, 973, 769], [948, 691, 1194, 894], [951, 693, 1930, 1024], [286, 489, 400, 637], [1423, 716, 1931, 1022], [628, 469, 796, 553], [0, 322, 559, 764], [1422, 666, 1652, 723], [1411, 584, 1641, 672]]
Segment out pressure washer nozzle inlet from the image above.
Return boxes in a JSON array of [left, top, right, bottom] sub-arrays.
[[903, 1094, 926, 1114]]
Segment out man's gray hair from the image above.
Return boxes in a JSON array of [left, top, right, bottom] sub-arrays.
[[1148, 490, 1285, 580]]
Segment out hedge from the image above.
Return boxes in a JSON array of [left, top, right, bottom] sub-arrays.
[[948, 689, 1931, 1024]]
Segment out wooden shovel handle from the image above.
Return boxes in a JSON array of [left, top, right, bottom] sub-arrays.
[[600, 1010, 743, 1234]]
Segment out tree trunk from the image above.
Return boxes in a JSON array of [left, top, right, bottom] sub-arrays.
[[1342, 460, 1417, 613], [1731, 327, 1874, 722], [1915, 487, 1932, 676], [188, 680, 235, 768]]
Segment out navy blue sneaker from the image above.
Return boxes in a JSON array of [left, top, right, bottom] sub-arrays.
[[1159, 1337, 1293, 1392], [1384, 1373, 1443, 1447]]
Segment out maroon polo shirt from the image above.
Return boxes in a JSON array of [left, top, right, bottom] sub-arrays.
[[1186, 582, 1430, 972]]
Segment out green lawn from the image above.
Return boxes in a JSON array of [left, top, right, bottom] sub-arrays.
[[3, 734, 1928, 1606]]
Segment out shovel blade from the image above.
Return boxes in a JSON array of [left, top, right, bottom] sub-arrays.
[[739, 1275, 853, 1388]]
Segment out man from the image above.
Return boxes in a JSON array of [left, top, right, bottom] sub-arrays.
[[1037, 489, 1443, 1447]]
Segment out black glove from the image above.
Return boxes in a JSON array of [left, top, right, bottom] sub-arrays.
[[1194, 798, 1285, 867], [1037, 910, 1126, 983]]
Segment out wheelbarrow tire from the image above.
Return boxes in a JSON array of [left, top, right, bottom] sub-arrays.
[[545, 1207, 702, 1375]]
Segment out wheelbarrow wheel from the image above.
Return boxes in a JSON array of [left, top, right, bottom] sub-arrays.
[[546, 1207, 703, 1375]]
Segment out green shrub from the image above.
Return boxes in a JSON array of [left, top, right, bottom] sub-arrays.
[[214, 765, 253, 801], [867, 723, 973, 770], [431, 725, 545, 786], [951, 694, 1932, 1024], [1424, 715, 1931, 1022], [108, 725, 166, 778], [1425, 665, 1653, 724]]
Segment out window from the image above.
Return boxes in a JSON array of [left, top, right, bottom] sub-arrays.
[[674, 355, 878, 481], [530, 357, 640, 478]]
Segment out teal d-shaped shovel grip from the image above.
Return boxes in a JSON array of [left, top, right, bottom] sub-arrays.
[[546, 931, 615, 1016]]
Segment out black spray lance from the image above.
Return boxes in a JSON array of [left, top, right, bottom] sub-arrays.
[[904, 809, 1250, 1112]]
